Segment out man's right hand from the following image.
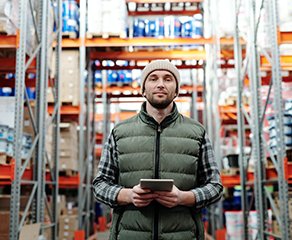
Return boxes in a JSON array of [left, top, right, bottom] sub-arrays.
[[117, 185, 158, 207]]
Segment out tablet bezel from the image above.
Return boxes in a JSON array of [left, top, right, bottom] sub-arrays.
[[140, 179, 174, 191]]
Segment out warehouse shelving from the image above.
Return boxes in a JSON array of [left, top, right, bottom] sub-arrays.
[[279, 31, 292, 43], [43, 30, 292, 49], [90, 49, 207, 60], [233, 0, 291, 239], [3, 158, 291, 189], [0, 164, 79, 188], [0, 0, 63, 239], [76, 0, 96, 238], [125, 0, 202, 15], [0, 34, 19, 48]]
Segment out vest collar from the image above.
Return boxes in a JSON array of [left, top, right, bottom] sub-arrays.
[[139, 101, 179, 129]]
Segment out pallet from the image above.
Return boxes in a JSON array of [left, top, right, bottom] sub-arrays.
[[0, 154, 13, 165], [222, 168, 240, 176], [59, 169, 78, 177], [86, 31, 127, 39], [0, 31, 9, 36], [60, 100, 79, 107], [62, 31, 78, 39]]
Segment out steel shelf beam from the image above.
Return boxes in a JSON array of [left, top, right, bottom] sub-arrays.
[[77, 0, 95, 238], [9, 0, 61, 239], [267, 0, 290, 239], [90, 50, 207, 61], [9, 0, 28, 238], [233, 0, 248, 238], [78, 0, 86, 231], [248, 0, 266, 238], [48, 0, 62, 239]]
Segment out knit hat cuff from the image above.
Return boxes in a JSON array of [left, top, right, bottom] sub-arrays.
[[140, 60, 180, 93]]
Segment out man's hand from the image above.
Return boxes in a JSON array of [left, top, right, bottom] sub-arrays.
[[131, 185, 158, 207], [117, 185, 158, 207], [118, 185, 196, 208], [154, 185, 196, 208]]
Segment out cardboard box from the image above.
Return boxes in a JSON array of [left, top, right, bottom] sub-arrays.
[[59, 156, 78, 171], [64, 207, 78, 216], [60, 123, 78, 137], [51, 50, 79, 78], [60, 137, 78, 151], [0, 153, 8, 164], [0, 97, 15, 128], [59, 215, 78, 240], [23, 105, 35, 136], [0, 195, 29, 211], [0, 211, 31, 240], [0, 212, 10, 238], [50, 50, 80, 105], [19, 223, 40, 240]]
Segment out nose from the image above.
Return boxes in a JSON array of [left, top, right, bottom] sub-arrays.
[[156, 78, 165, 87]]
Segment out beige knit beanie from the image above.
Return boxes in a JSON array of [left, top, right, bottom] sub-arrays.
[[140, 60, 180, 94]]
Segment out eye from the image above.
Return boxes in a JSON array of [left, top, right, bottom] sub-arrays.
[[164, 77, 173, 82], [148, 76, 157, 81]]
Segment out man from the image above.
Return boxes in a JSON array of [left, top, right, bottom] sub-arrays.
[[92, 60, 223, 240]]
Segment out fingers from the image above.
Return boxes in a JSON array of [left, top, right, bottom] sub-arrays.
[[131, 184, 158, 207], [154, 186, 181, 208], [155, 194, 178, 208], [132, 198, 153, 207], [130, 184, 182, 208]]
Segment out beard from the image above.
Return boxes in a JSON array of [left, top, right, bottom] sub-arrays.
[[146, 94, 175, 109]]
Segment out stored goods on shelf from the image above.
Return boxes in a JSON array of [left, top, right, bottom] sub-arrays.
[[87, 0, 127, 38], [61, 0, 79, 38], [48, 50, 80, 106]]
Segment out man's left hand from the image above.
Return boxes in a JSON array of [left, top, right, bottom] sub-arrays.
[[154, 185, 196, 208]]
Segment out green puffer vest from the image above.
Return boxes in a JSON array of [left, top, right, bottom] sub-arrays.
[[110, 102, 205, 240]]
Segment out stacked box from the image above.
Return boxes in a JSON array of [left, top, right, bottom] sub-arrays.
[[59, 123, 78, 171], [0, 211, 10, 240], [0, 195, 30, 239], [87, 0, 127, 37], [0, 97, 15, 128], [272, 192, 292, 236], [59, 214, 78, 240], [43, 195, 67, 240], [0, 0, 17, 35], [87, 0, 102, 35], [0, 124, 32, 163], [49, 50, 80, 106], [23, 105, 35, 136]]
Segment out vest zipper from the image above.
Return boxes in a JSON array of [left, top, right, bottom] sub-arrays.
[[155, 125, 161, 179], [153, 125, 161, 240]]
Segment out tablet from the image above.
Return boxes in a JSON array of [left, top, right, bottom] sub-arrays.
[[140, 179, 174, 191]]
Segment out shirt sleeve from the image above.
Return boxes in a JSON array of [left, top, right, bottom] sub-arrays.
[[192, 133, 223, 210], [92, 132, 122, 208]]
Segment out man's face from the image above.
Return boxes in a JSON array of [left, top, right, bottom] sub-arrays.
[[143, 70, 177, 109]]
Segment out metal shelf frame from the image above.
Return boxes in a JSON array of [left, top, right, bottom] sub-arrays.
[[9, 0, 62, 239], [234, 0, 291, 239], [203, 0, 224, 236], [233, 1, 249, 239], [77, 0, 96, 238]]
